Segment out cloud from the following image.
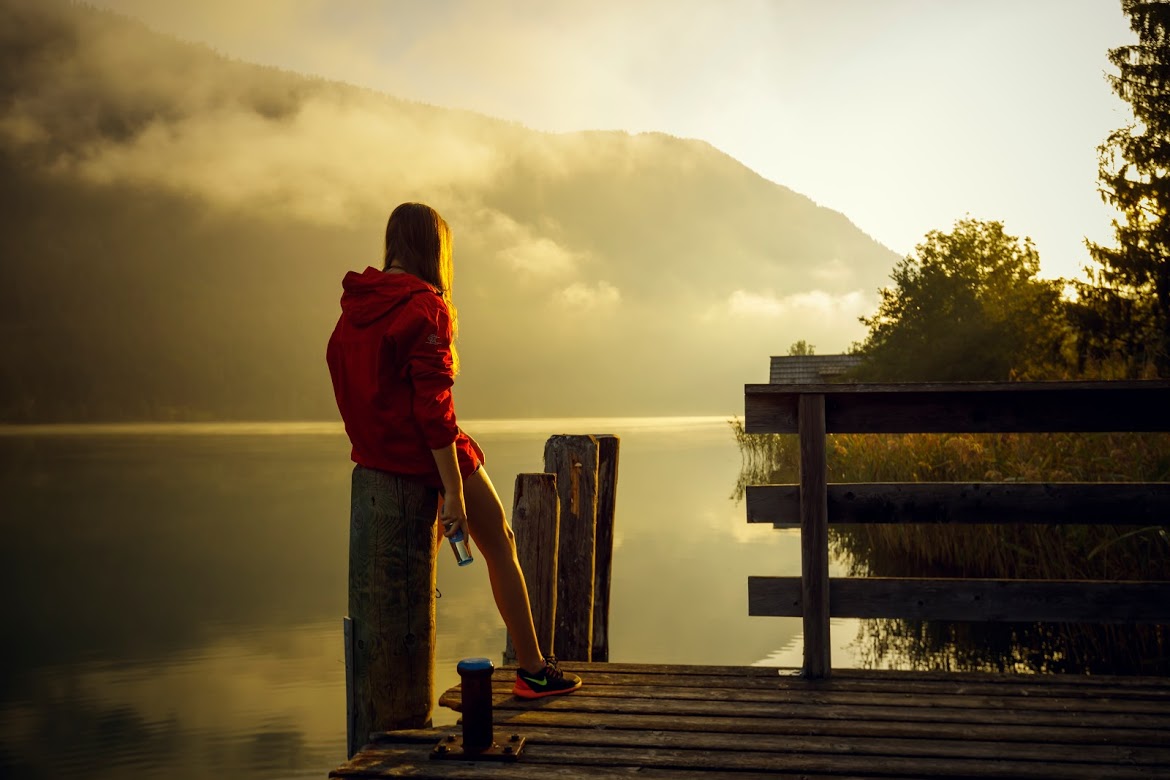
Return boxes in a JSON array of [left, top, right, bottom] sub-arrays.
[[2, 2, 505, 226], [53, 92, 501, 226], [504, 236, 582, 275], [473, 210, 585, 276], [0, 113, 46, 145], [809, 258, 855, 285], [723, 289, 871, 319], [82, 0, 781, 138], [687, 288, 875, 357], [559, 281, 621, 310]]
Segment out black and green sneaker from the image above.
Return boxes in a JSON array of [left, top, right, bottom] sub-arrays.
[[512, 656, 582, 699]]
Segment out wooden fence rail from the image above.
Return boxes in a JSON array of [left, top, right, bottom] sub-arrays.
[[743, 380, 1170, 679], [747, 482, 1170, 527]]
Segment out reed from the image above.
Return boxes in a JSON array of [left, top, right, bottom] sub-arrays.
[[731, 419, 1170, 673]]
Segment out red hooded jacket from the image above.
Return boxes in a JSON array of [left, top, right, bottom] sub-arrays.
[[326, 267, 482, 487]]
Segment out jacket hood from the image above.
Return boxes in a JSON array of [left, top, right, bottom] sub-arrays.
[[339, 267, 437, 326]]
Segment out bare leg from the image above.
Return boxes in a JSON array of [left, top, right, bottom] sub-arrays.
[[461, 467, 544, 672]]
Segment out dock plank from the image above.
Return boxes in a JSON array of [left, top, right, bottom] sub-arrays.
[[493, 708, 1170, 747], [447, 678, 1170, 715], [334, 755, 886, 780], [331, 663, 1170, 779], [379, 724, 1170, 767], [337, 739, 1162, 780], [442, 663, 1170, 697], [480, 692, 1170, 731]]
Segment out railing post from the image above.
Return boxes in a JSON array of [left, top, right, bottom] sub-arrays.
[[544, 434, 599, 661], [799, 394, 831, 678], [503, 473, 560, 664]]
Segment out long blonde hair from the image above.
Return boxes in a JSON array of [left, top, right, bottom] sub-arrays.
[[383, 202, 459, 374]]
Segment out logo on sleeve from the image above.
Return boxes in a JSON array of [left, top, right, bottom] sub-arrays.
[[425, 334, 443, 345]]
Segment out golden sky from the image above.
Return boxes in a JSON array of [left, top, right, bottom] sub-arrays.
[[85, 0, 1134, 281]]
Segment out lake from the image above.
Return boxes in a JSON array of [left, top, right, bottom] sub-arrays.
[[0, 417, 862, 779]]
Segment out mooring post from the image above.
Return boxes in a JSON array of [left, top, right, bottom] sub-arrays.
[[457, 658, 495, 751], [544, 434, 600, 662], [591, 434, 620, 662], [345, 465, 439, 758], [504, 473, 560, 665], [431, 658, 525, 762]]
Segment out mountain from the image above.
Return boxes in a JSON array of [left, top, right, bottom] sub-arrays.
[[0, 0, 899, 422]]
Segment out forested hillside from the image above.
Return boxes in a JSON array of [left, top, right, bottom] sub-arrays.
[[0, 0, 898, 421]]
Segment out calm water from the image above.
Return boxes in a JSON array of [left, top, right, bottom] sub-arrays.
[[0, 418, 859, 779]]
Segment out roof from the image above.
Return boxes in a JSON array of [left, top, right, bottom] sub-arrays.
[[769, 354, 863, 384]]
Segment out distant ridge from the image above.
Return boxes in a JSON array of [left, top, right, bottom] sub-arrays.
[[0, 0, 899, 422]]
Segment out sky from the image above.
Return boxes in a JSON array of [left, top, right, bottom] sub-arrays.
[[81, 0, 1137, 283]]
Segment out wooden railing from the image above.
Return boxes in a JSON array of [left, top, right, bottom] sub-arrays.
[[743, 380, 1170, 679]]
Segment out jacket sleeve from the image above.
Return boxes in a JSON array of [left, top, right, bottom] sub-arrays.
[[399, 294, 460, 450]]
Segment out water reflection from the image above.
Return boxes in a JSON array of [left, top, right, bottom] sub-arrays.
[[732, 429, 1170, 676], [854, 617, 1169, 675], [1, 418, 806, 778], [2, 626, 340, 779]]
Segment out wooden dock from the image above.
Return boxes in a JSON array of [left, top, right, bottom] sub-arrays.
[[330, 661, 1170, 779], [332, 383, 1170, 777]]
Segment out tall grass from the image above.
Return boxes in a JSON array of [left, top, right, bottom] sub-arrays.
[[731, 419, 1170, 673]]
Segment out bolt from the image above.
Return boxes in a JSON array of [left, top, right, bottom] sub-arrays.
[[503, 746, 513, 755], [434, 744, 447, 754], [510, 734, 520, 742], [447, 734, 456, 742]]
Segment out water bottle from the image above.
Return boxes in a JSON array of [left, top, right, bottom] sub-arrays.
[[446, 522, 474, 566]]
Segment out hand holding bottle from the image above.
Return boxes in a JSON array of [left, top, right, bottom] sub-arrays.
[[441, 493, 473, 566]]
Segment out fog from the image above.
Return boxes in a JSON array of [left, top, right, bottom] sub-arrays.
[[0, 0, 897, 421]]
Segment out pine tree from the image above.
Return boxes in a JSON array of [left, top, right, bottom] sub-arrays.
[[1079, 0, 1170, 375]]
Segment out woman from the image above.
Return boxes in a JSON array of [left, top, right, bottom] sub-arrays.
[[326, 202, 581, 699]]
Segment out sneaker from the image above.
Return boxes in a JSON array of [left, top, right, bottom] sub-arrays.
[[512, 656, 582, 699]]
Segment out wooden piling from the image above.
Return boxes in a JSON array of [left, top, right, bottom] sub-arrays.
[[544, 434, 599, 662], [346, 465, 439, 758], [591, 434, 620, 662], [503, 473, 560, 665]]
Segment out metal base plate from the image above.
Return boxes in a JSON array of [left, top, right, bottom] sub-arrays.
[[430, 733, 525, 761]]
